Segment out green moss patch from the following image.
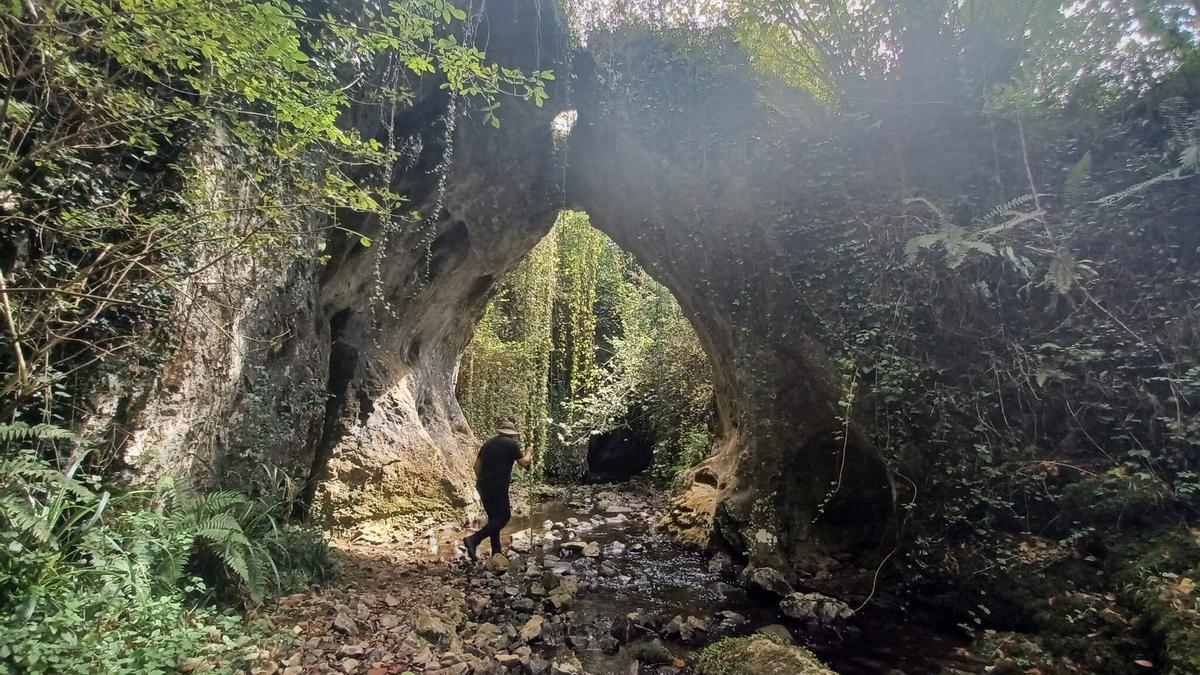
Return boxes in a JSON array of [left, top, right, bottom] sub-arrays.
[[695, 635, 833, 675]]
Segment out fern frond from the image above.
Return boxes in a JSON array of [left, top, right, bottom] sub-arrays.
[[976, 193, 1037, 224], [0, 422, 77, 443], [0, 493, 54, 544], [1160, 97, 1190, 146], [903, 197, 950, 225]]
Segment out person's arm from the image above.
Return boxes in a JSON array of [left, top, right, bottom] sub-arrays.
[[517, 443, 536, 470]]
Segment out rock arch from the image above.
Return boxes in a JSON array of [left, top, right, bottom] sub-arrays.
[[301, 0, 894, 583]]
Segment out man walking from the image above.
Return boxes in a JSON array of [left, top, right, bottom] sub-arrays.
[[463, 418, 535, 561]]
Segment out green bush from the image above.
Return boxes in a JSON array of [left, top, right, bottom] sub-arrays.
[[0, 424, 336, 673]]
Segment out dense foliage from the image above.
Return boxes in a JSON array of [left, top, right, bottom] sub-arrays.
[[0, 0, 548, 431], [0, 423, 335, 673], [568, 1, 1199, 670], [457, 210, 713, 482], [1, 0, 545, 670]]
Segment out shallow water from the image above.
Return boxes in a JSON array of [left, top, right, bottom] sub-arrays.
[[440, 489, 973, 673]]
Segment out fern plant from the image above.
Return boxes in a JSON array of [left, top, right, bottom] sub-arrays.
[[1096, 98, 1200, 206], [0, 424, 113, 619]]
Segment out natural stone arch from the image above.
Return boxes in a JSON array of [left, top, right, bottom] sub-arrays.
[[296, 0, 895, 586]]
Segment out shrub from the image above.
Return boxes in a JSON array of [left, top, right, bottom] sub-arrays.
[[0, 423, 336, 672]]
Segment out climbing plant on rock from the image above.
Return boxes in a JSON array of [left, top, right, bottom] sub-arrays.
[[0, 0, 549, 425], [457, 210, 714, 482]]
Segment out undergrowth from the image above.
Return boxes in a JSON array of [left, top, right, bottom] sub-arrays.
[[0, 423, 336, 673]]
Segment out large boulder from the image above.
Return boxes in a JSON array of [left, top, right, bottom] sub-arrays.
[[742, 566, 795, 598], [779, 592, 855, 623]]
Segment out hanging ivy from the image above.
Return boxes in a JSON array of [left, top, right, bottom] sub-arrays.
[[456, 210, 714, 483]]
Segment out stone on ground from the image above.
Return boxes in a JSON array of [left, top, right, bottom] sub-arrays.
[[743, 566, 794, 598], [520, 614, 548, 643], [780, 592, 855, 623], [485, 553, 510, 573], [755, 624, 793, 643], [415, 609, 454, 644]]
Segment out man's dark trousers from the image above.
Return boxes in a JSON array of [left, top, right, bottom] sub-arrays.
[[467, 488, 511, 555]]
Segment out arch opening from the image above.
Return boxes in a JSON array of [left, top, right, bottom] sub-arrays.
[[455, 210, 715, 487]]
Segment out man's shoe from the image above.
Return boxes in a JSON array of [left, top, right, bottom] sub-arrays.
[[462, 537, 477, 562]]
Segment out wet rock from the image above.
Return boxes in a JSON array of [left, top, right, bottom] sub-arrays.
[[613, 612, 653, 643], [662, 615, 695, 642], [779, 592, 854, 623], [599, 561, 619, 577], [557, 577, 578, 595], [626, 639, 674, 665], [583, 541, 601, 557], [707, 553, 734, 575], [486, 553, 510, 574], [594, 635, 620, 653], [717, 610, 747, 625], [710, 581, 738, 598], [755, 624, 793, 643], [743, 566, 794, 598], [560, 541, 586, 555], [546, 590, 573, 611]]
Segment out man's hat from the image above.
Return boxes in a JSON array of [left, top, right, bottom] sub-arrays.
[[497, 418, 520, 436]]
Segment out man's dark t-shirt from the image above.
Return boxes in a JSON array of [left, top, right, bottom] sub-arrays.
[[475, 435, 521, 496]]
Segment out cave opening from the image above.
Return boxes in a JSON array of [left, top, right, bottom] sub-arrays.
[[454, 210, 714, 486]]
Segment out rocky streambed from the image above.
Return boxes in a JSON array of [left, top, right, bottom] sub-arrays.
[[258, 484, 976, 674]]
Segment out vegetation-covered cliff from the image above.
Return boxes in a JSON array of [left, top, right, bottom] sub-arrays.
[[2, 0, 1198, 672]]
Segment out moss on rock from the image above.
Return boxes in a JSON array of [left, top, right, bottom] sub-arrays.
[[695, 635, 833, 675]]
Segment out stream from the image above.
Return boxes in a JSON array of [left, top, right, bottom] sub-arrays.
[[436, 485, 976, 674]]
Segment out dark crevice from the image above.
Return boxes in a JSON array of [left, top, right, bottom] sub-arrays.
[[299, 310, 360, 517]]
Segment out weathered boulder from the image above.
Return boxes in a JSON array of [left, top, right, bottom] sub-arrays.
[[779, 592, 855, 623], [743, 566, 794, 598], [485, 553, 510, 574]]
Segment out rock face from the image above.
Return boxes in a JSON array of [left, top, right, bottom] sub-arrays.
[[565, 39, 897, 580], [302, 0, 565, 527], [100, 1, 896, 578], [110, 0, 1023, 586]]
